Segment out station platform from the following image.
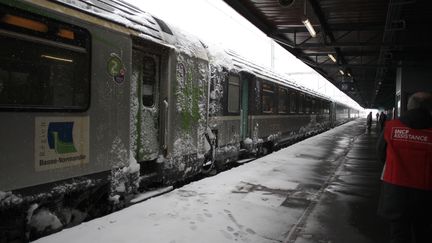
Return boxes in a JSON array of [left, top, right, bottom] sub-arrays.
[[289, 121, 389, 243], [34, 119, 389, 243]]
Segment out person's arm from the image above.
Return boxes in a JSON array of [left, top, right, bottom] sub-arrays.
[[376, 130, 387, 164]]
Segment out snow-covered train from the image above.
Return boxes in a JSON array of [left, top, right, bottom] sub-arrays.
[[0, 0, 359, 240]]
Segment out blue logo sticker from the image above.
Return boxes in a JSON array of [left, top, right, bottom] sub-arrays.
[[47, 122, 77, 154]]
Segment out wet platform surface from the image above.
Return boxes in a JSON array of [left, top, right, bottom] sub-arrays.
[[35, 120, 389, 243], [291, 123, 389, 243]]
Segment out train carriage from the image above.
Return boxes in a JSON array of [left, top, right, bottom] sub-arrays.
[[0, 0, 360, 240], [159, 29, 212, 183], [206, 49, 337, 169]]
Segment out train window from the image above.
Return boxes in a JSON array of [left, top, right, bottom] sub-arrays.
[[278, 87, 288, 113], [298, 94, 304, 113], [0, 8, 90, 111], [311, 99, 316, 114], [289, 91, 296, 113], [322, 100, 326, 114], [306, 96, 310, 113], [322, 102, 326, 114], [141, 56, 157, 107], [227, 75, 240, 113], [262, 82, 274, 114]]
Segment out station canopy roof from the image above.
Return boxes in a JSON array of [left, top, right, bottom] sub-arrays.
[[223, 0, 432, 109]]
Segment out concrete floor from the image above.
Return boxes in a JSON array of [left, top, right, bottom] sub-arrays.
[[290, 123, 389, 243]]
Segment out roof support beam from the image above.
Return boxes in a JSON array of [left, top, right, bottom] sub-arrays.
[[274, 23, 385, 33], [318, 64, 402, 68], [302, 51, 379, 57], [296, 42, 403, 48]]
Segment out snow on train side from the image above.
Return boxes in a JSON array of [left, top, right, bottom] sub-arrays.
[[205, 48, 357, 170], [0, 0, 359, 241]]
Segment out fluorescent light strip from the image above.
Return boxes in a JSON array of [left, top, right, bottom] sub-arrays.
[[41, 55, 73, 63], [302, 19, 316, 38], [328, 54, 337, 63], [339, 69, 345, 75]]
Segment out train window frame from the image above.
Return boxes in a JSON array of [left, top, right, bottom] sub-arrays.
[[0, 7, 91, 112], [262, 81, 275, 114], [326, 101, 330, 114], [320, 100, 324, 114], [278, 87, 288, 114], [227, 74, 240, 114], [141, 55, 158, 107], [305, 96, 311, 114], [298, 93, 304, 114], [311, 98, 316, 114], [289, 90, 297, 114]]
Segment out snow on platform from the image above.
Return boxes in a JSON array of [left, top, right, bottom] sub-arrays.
[[130, 186, 174, 204], [34, 120, 368, 243]]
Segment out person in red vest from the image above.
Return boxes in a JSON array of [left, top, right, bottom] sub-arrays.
[[377, 91, 432, 243]]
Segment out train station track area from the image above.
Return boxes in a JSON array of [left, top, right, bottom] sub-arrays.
[[34, 119, 388, 243]]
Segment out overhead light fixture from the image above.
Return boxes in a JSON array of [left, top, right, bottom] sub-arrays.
[[302, 0, 316, 38], [302, 18, 316, 37], [347, 72, 351, 77], [339, 69, 345, 75], [328, 54, 337, 63]]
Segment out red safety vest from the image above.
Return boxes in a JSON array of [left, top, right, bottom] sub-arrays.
[[382, 119, 432, 190]]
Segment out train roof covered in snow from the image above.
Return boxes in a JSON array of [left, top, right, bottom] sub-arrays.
[[46, 0, 339, 105], [45, 0, 208, 60]]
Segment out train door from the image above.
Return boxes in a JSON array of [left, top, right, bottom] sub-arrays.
[[132, 49, 160, 162], [240, 75, 249, 140]]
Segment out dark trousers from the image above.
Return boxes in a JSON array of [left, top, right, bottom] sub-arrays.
[[390, 218, 432, 243]]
